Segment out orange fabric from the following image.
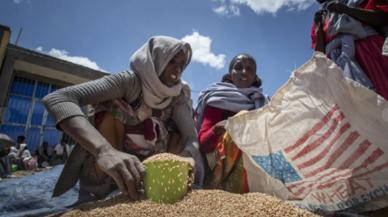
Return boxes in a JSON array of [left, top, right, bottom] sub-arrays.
[[209, 133, 249, 193]]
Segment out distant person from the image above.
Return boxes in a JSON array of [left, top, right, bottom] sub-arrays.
[[195, 53, 269, 193], [7, 139, 18, 163], [313, 0, 388, 99], [0, 133, 15, 178], [17, 135, 27, 152], [42, 36, 204, 202], [17, 143, 37, 170], [6, 135, 36, 171], [7, 143, 18, 174], [53, 140, 68, 164], [9, 136, 26, 169], [36, 141, 51, 168]]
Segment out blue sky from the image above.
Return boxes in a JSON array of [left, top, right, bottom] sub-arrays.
[[1, 0, 320, 105]]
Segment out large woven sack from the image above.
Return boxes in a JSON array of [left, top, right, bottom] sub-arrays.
[[225, 52, 388, 214]]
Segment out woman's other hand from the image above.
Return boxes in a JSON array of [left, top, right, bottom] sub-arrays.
[[180, 145, 205, 187], [214, 120, 227, 135], [95, 146, 145, 200], [213, 125, 226, 135]]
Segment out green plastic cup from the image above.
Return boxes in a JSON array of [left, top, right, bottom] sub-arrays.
[[143, 154, 191, 204], [11, 164, 18, 172]]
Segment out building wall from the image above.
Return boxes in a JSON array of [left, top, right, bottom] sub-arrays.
[[0, 24, 107, 151], [1, 75, 62, 151], [0, 25, 10, 70]]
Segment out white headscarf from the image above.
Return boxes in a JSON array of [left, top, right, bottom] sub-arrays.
[[130, 36, 192, 109], [194, 82, 267, 131]]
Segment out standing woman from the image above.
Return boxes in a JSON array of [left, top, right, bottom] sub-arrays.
[[313, 0, 388, 99], [195, 53, 269, 193], [43, 36, 204, 202]]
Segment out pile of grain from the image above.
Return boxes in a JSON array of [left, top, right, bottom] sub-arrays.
[[11, 167, 49, 178], [142, 153, 192, 164], [61, 190, 319, 217]]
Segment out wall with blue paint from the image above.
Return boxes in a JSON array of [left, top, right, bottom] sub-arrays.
[[0, 76, 62, 151]]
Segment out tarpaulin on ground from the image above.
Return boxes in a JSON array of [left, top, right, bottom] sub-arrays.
[[0, 165, 79, 217], [225, 52, 388, 214]]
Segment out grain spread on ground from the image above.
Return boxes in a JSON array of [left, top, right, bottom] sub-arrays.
[[61, 190, 319, 217]]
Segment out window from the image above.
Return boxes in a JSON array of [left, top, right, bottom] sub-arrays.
[[0, 76, 63, 152]]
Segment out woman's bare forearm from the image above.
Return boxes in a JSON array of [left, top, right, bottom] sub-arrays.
[[315, 23, 326, 53], [342, 6, 388, 27], [59, 116, 112, 157]]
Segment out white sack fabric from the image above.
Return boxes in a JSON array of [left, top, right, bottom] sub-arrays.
[[225, 52, 388, 213]]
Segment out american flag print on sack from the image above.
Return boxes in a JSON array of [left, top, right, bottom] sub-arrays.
[[252, 105, 388, 201]]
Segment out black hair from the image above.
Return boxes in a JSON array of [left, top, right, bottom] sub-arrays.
[[228, 53, 256, 73], [225, 53, 262, 88], [17, 135, 25, 143]]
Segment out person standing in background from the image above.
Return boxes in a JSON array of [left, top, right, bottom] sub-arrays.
[[313, 0, 388, 99]]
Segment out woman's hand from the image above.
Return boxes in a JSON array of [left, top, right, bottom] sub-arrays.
[[180, 145, 205, 187], [214, 120, 227, 135], [213, 125, 226, 135], [314, 9, 327, 53], [314, 10, 326, 26], [95, 146, 145, 200], [327, 1, 348, 14]]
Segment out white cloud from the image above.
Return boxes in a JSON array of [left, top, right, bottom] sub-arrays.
[[213, 4, 240, 16], [229, 5, 241, 15], [35, 47, 105, 71], [36, 46, 43, 52], [13, 0, 22, 3], [213, 5, 228, 15], [212, 0, 315, 15], [181, 32, 226, 70]]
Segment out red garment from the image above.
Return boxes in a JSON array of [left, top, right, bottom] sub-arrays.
[[198, 106, 249, 193], [362, 0, 388, 10], [95, 111, 162, 158], [311, 0, 388, 100], [198, 106, 235, 153], [356, 35, 388, 99], [355, 0, 388, 100], [311, 19, 336, 49]]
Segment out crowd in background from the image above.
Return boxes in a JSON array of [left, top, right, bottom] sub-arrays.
[[0, 134, 73, 179]]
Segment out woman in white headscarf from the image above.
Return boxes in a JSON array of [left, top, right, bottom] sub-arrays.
[[43, 36, 204, 202]]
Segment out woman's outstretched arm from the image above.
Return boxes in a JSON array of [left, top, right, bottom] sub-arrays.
[[327, 1, 388, 27], [42, 72, 144, 199]]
